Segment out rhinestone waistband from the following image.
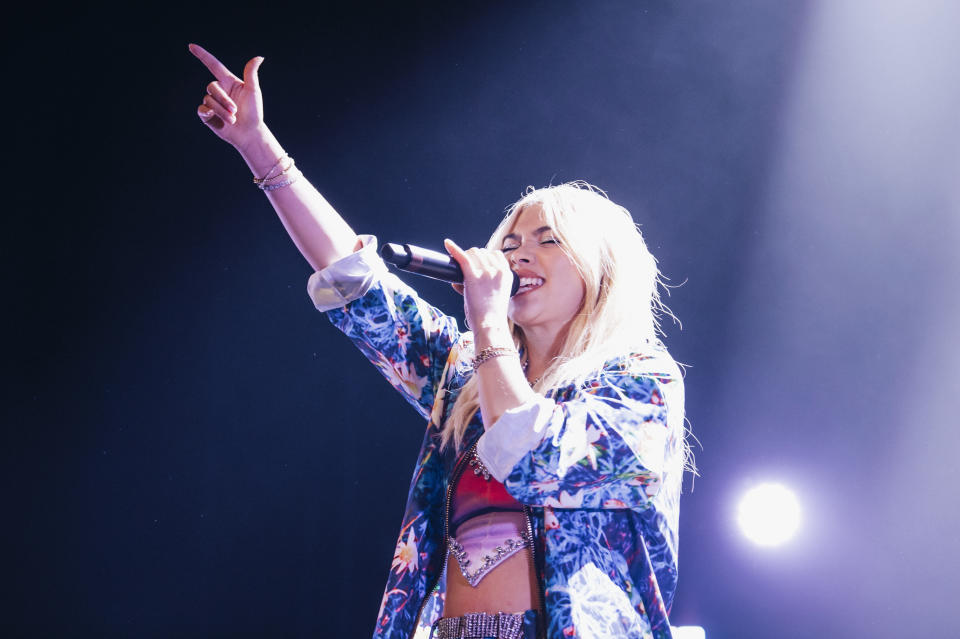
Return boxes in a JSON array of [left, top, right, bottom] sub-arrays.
[[433, 611, 526, 639]]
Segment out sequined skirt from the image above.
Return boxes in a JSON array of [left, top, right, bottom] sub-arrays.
[[431, 610, 539, 639]]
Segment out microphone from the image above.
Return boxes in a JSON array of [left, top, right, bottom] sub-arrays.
[[380, 243, 520, 296]]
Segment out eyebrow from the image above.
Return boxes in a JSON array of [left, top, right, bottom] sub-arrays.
[[502, 226, 554, 243]]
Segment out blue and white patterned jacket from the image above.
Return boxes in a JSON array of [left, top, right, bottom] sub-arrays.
[[309, 238, 685, 639]]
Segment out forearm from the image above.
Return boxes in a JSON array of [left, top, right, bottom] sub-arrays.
[[237, 127, 359, 271], [480, 368, 676, 506], [473, 322, 537, 427]]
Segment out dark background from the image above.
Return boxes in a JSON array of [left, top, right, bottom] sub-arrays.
[[7, 1, 959, 637]]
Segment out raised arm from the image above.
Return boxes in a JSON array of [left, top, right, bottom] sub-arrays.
[[189, 43, 358, 270]]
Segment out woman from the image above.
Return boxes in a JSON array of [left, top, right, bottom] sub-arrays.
[[190, 44, 688, 639]]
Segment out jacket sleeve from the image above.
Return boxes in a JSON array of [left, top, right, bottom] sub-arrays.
[[309, 235, 463, 422], [475, 352, 685, 509]]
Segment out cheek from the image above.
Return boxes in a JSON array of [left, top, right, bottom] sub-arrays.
[[570, 281, 586, 313], [561, 262, 587, 309], [552, 275, 586, 319]]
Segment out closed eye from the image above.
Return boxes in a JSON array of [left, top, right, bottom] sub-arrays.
[[502, 239, 557, 251]]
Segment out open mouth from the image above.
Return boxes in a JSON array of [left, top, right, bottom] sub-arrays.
[[516, 276, 545, 295]]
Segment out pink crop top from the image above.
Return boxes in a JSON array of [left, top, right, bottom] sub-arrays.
[[448, 454, 531, 587]]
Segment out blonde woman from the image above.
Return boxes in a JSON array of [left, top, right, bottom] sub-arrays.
[[191, 44, 687, 639]]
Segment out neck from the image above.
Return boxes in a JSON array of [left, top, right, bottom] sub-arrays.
[[521, 322, 572, 382]]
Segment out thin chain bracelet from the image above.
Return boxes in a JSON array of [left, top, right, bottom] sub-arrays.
[[265, 157, 296, 183], [252, 153, 290, 185], [472, 346, 517, 371]]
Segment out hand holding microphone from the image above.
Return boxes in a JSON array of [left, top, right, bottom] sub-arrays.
[[381, 240, 519, 333], [380, 242, 520, 295]]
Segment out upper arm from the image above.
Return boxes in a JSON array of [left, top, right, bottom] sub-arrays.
[[328, 274, 463, 421]]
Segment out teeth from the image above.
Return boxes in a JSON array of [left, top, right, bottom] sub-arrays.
[[519, 277, 544, 287]]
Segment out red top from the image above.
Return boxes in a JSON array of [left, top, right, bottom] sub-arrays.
[[451, 464, 524, 536]]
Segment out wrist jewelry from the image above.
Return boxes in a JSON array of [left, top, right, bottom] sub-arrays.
[[261, 168, 302, 191], [253, 153, 291, 186], [472, 346, 517, 371]]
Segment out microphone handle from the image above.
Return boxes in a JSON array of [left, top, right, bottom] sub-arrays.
[[380, 243, 520, 295]]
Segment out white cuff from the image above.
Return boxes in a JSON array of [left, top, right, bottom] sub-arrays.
[[476, 395, 559, 482], [306, 235, 389, 312]]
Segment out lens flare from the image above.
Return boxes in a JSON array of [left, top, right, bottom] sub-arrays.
[[737, 483, 801, 547]]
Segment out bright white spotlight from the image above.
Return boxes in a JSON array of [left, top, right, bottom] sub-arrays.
[[671, 626, 706, 639], [737, 483, 801, 547]]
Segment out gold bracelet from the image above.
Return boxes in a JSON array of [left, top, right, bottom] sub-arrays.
[[263, 157, 296, 183], [472, 346, 517, 371], [253, 153, 291, 185]]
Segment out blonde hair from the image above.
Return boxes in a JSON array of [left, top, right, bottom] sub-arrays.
[[441, 181, 672, 451]]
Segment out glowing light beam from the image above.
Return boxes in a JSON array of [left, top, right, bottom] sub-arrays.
[[737, 483, 801, 547]]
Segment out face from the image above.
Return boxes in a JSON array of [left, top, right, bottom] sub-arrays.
[[501, 205, 586, 334]]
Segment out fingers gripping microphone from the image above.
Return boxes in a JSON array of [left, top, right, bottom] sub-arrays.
[[380, 243, 521, 296]]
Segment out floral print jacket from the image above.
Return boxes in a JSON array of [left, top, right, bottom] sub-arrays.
[[309, 238, 686, 639]]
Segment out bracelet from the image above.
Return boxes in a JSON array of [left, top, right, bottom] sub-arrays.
[[253, 153, 291, 185], [472, 346, 517, 371], [261, 168, 302, 192], [267, 157, 296, 182]]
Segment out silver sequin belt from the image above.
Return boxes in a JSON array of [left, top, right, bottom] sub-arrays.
[[433, 611, 527, 639]]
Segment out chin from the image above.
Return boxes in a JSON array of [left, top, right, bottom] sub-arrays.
[[507, 301, 530, 325], [507, 309, 538, 330]]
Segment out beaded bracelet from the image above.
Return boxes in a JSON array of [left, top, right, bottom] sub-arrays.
[[261, 168, 302, 192], [472, 346, 517, 371]]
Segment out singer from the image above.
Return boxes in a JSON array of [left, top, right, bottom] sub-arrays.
[[191, 44, 689, 639]]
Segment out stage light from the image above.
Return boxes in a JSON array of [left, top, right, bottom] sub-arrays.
[[737, 482, 801, 547], [672, 626, 706, 639]]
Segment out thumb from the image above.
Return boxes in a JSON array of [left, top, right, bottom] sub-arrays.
[[244, 56, 264, 89]]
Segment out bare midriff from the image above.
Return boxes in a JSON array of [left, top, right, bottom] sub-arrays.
[[443, 550, 538, 617]]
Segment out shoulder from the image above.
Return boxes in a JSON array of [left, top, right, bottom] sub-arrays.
[[596, 346, 683, 387], [578, 347, 685, 423]]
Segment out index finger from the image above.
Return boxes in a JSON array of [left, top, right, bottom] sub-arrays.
[[188, 43, 240, 83]]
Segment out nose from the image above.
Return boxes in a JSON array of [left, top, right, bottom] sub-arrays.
[[510, 243, 535, 266]]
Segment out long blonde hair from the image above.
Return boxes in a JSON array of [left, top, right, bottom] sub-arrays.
[[440, 181, 672, 451]]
